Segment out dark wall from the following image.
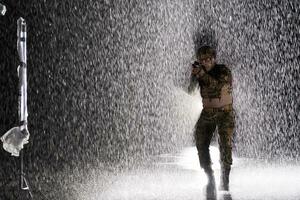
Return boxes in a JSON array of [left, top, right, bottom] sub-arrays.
[[1, 0, 300, 199], [191, 0, 300, 159], [0, 0, 199, 175], [0, 0, 300, 179]]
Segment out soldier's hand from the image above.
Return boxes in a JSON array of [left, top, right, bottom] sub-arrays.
[[192, 67, 201, 75], [192, 63, 205, 77]]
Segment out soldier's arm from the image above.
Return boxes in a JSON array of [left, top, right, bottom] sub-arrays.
[[197, 66, 232, 86], [187, 75, 199, 94]]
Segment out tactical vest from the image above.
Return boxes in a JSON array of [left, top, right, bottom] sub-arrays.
[[198, 64, 232, 99]]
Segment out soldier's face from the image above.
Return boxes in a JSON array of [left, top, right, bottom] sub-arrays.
[[199, 54, 215, 69]]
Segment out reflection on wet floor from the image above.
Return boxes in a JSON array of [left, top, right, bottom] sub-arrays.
[[72, 146, 300, 200]]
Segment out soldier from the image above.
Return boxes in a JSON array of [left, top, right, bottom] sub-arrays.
[[188, 45, 235, 191]]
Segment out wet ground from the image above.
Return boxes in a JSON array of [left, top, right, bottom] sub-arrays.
[[72, 146, 300, 200]]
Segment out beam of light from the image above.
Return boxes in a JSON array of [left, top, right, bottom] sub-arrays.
[[172, 86, 202, 121], [176, 146, 221, 171], [175, 146, 222, 188]]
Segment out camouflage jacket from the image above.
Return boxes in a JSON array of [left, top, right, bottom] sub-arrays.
[[188, 64, 233, 99]]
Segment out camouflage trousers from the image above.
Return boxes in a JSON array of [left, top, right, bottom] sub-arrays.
[[194, 104, 235, 171]]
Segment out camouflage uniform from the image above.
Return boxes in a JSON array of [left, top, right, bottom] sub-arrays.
[[189, 64, 235, 171]]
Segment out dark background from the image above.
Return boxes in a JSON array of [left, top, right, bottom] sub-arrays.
[[0, 0, 299, 199]]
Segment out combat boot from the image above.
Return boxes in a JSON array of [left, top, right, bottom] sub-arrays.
[[204, 167, 216, 199], [219, 167, 230, 191]]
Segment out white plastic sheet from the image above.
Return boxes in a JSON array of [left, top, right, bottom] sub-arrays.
[[1, 127, 29, 156]]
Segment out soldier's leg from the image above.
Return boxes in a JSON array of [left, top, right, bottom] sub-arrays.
[[218, 110, 235, 191], [195, 111, 217, 176]]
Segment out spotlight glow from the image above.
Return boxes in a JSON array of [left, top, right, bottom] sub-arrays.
[[71, 149, 300, 200], [176, 146, 221, 171]]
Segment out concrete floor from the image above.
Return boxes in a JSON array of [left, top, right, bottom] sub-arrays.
[[73, 146, 300, 200]]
